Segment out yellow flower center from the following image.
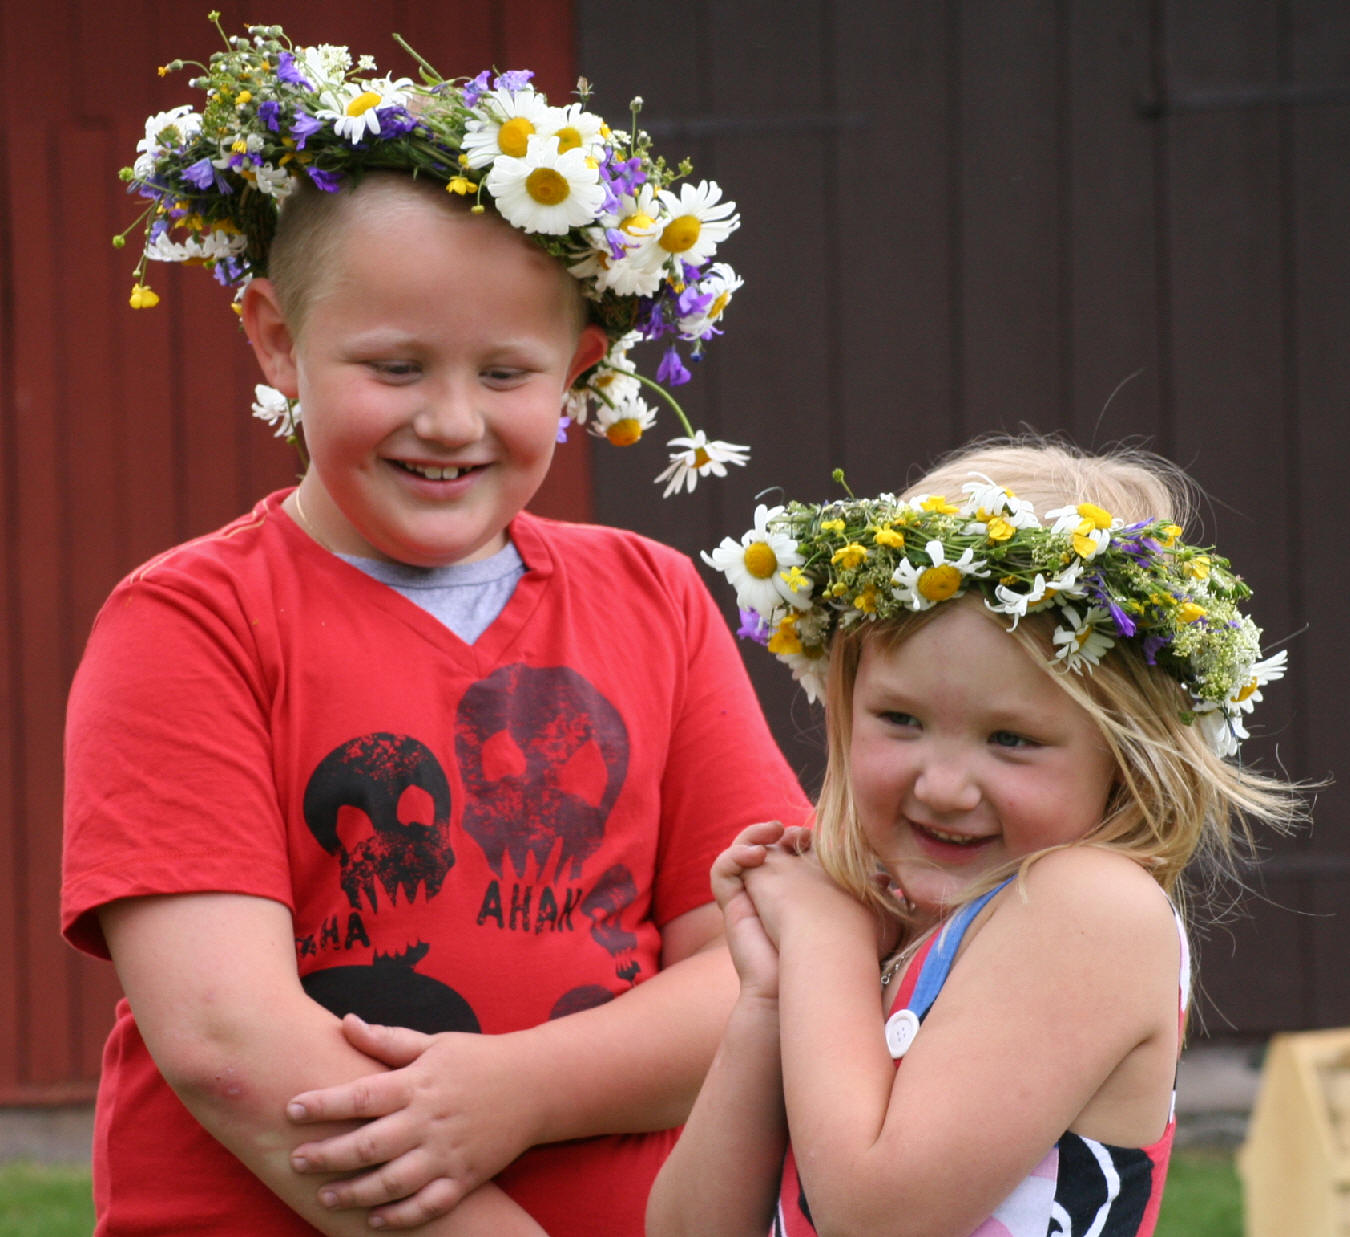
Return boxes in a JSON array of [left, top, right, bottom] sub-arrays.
[[605, 418, 644, 447], [554, 125, 583, 153], [693, 446, 712, 469], [1234, 679, 1260, 703], [918, 564, 962, 602], [1072, 531, 1100, 558], [525, 167, 571, 206], [708, 291, 731, 319], [621, 210, 656, 235], [660, 214, 702, 254], [346, 91, 382, 117], [742, 541, 779, 579], [498, 116, 535, 158]]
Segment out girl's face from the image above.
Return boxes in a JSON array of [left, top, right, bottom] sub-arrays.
[[848, 599, 1118, 921]]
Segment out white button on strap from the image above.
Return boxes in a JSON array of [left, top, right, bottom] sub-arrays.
[[885, 1008, 920, 1059]]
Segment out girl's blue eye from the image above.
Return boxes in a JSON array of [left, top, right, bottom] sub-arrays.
[[990, 730, 1032, 749], [881, 711, 919, 728]]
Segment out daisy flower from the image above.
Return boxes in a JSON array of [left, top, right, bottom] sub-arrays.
[[655, 431, 750, 497], [702, 504, 809, 617], [589, 393, 658, 447], [890, 540, 988, 610], [654, 180, 740, 268], [677, 263, 744, 340], [461, 86, 553, 168], [135, 105, 201, 175], [317, 77, 415, 143], [251, 384, 300, 437], [485, 134, 606, 235], [1226, 650, 1289, 714], [539, 102, 608, 158], [1051, 604, 1116, 672], [295, 43, 354, 89]]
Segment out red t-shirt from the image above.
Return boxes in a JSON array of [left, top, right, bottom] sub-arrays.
[[63, 491, 810, 1235]]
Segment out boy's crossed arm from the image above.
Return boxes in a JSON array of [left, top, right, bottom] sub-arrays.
[[280, 899, 739, 1227], [101, 891, 549, 1235]]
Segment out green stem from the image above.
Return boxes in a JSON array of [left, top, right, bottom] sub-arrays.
[[631, 371, 695, 437]]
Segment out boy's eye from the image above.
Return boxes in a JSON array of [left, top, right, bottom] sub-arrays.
[[482, 366, 528, 385], [370, 360, 420, 379]]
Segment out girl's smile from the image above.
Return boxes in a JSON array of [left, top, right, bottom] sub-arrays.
[[848, 597, 1118, 918]]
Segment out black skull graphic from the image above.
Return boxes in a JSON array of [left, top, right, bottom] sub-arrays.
[[303, 732, 455, 912]]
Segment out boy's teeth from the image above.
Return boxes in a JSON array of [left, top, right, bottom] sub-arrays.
[[407, 463, 465, 480], [921, 824, 979, 845]]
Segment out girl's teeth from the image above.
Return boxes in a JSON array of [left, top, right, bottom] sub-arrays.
[[407, 463, 465, 480]]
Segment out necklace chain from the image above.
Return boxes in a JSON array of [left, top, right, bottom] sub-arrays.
[[290, 488, 332, 552]]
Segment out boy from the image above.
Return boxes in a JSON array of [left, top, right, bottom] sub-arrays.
[[63, 24, 808, 1235]]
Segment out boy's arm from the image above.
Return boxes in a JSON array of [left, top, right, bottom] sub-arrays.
[[285, 899, 741, 1218], [101, 891, 547, 1235]]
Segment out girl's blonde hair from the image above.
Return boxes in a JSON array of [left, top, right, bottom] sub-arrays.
[[812, 435, 1304, 932]]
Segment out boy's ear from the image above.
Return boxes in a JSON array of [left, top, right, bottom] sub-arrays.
[[241, 278, 300, 398], [566, 324, 610, 389]]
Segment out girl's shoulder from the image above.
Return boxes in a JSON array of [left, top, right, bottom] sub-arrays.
[[979, 846, 1179, 967]]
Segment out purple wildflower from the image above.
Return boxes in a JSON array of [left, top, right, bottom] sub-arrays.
[[736, 609, 771, 644], [258, 99, 282, 132], [603, 227, 629, 261], [462, 70, 491, 108], [378, 108, 419, 139], [307, 166, 343, 192], [1141, 634, 1167, 665], [277, 51, 313, 90], [289, 111, 323, 148], [657, 345, 692, 387], [677, 284, 713, 317], [603, 153, 646, 196], [183, 157, 226, 191], [556, 415, 571, 444], [494, 69, 534, 93]]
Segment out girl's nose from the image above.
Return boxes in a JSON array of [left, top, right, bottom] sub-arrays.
[[912, 749, 981, 814]]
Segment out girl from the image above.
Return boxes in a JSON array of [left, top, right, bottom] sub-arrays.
[[648, 438, 1302, 1237]]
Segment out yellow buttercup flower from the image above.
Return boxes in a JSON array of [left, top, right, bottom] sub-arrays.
[[831, 542, 868, 570], [129, 283, 160, 308]]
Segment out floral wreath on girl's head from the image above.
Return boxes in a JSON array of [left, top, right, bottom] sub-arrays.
[[116, 13, 748, 495], [704, 471, 1286, 756]]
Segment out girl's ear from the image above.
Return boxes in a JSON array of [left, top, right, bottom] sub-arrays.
[[241, 278, 300, 398], [566, 323, 610, 389]]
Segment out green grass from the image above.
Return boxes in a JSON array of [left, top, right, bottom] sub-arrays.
[[0, 1149, 1244, 1235], [0, 1163, 95, 1237], [1156, 1148, 1244, 1237]]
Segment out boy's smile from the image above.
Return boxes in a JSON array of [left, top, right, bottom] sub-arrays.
[[848, 598, 1118, 922], [246, 177, 606, 568]]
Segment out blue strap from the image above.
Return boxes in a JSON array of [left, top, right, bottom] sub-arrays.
[[906, 877, 1014, 1020]]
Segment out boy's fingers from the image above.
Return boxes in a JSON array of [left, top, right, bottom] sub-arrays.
[[339, 1014, 433, 1067], [314, 1150, 453, 1213], [288, 1074, 402, 1127]]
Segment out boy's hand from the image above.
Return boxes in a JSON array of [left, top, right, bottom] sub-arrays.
[[288, 1016, 536, 1227]]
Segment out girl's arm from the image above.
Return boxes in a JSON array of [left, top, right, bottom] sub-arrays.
[[752, 846, 1180, 1237], [101, 892, 546, 1235], [646, 822, 795, 1237]]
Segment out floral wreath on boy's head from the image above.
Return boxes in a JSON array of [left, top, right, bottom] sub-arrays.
[[704, 470, 1287, 757], [116, 13, 748, 495]]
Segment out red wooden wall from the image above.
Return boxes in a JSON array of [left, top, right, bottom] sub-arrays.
[[4, 0, 1349, 1108], [0, 0, 578, 1104]]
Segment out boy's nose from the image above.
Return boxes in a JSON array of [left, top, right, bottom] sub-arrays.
[[411, 384, 484, 444]]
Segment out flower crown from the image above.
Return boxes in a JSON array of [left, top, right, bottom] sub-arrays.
[[705, 472, 1286, 756], [116, 14, 749, 495]]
